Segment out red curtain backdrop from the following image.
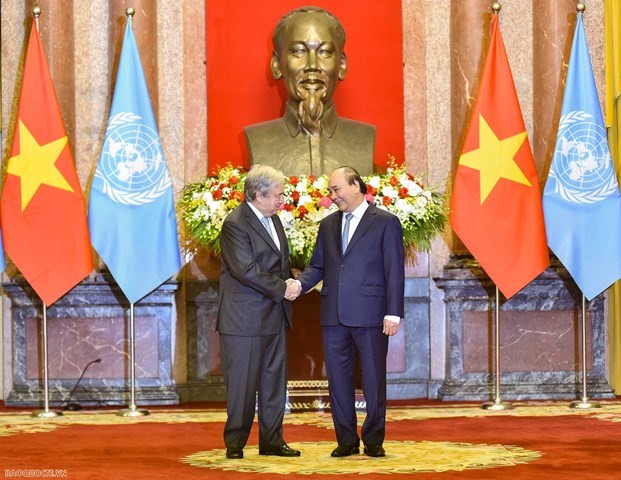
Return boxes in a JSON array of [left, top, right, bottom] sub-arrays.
[[206, 0, 404, 174]]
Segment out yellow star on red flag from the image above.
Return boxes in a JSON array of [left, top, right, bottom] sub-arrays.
[[458, 115, 531, 204], [7, 120, 74, 211]]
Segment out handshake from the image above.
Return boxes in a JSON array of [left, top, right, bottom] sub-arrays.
[[284, 278, 302, 301]]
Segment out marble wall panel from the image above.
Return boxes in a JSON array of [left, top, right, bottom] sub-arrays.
[[462, 310, 593, 373], [25, 316, 159, 379], [4, 278, 178, 407]]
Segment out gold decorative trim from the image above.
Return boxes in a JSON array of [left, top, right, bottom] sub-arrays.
[[182, 440, 542, 474], [287, 380, 329, 388]]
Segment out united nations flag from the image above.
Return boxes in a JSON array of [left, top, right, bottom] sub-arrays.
[[543, 13, 621, 300], [88, 17, 181, 303]]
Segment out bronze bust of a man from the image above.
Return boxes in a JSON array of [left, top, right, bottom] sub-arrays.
[[244, 6, 375, 177]]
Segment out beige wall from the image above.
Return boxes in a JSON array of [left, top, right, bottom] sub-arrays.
[[0, 1, 607, 396]]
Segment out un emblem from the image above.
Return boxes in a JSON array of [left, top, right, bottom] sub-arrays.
[[95, 112, 171, 205], [549, 110, 617, 204]]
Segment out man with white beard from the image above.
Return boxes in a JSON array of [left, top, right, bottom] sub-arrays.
[[244, 6, 375, 177]]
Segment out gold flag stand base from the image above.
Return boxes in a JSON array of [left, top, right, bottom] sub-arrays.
[[481, 399, 514, 411], [117, 405, 150, 417], [31, 410, 63, 418], [569, 398, 601, 410]]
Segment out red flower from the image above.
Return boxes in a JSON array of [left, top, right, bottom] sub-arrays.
[[366, 185, 377, 196], [289, 176, 299, 185], [298, 206, 308, 219], [389, 176, 398, 187], [283, 204, 294, 212], [399, 187, 409, 198], [309, 175, 316, 183], [382, 196, 392, 207], [229, 191, 244, 201], [212, 190, 223, 200], [291, 191, 300, 202], [230, 176, 240, 185]]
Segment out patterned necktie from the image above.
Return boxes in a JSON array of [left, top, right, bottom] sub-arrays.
[[342, 213, 353, 253]]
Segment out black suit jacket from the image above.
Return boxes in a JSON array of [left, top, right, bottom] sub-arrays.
[[216, 201, 293, 336]]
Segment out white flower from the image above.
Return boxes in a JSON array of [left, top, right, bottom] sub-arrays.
[[295, 179, 308, 192], [381, 185, 398, 200], [400, 176, 423, 195], [395, 198, 414, 214], [367, 176, 381, 189], [298, 194, 313, 205], [313, 177, 328, 189]]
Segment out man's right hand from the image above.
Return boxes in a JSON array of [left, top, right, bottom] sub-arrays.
[[284, 278, 301, 301]]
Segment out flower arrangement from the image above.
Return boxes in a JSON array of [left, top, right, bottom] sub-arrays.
[[178, 159, 446, 269]]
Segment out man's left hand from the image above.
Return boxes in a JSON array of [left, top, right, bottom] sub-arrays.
[[383, 319, 399, 336]]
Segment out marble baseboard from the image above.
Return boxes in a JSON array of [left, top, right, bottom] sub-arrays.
[[437, 379, 614, 401], [5, 385, 179, 408], [176, 380, 226, 403]]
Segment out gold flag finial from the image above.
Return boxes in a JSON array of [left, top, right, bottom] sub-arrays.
[[492, 2, 502, 14], [576, 3, 586, 14], [32, 6, 41, 18], [126, 7, 135, 18]]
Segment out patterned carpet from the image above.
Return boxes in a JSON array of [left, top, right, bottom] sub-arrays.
[[1, 401, 621, 478]]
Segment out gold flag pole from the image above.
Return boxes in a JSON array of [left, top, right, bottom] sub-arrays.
[[569, 294, 601, 409], [480, 2, 513, 412], [117, 302, 149, 417], [482, 286, 514, 410], [31, 304, 63, 418], [29, 6, 62, 419], [567, 2, 601, 411]]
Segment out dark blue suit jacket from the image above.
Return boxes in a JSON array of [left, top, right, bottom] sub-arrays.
[[298, 203, 405, 326]]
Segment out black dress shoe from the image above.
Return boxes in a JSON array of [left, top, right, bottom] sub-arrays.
[[331, 444, 360, 457], [226, 448, 243, 459], [259, 444, 301, 457], [364, 444, 386, 457]]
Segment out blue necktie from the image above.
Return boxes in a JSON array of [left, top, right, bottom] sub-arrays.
[[261, 216, 274, 241], [342, 213, 353, 253]]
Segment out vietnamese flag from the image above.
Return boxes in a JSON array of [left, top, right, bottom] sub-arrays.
[[449, 13, 549, 299], [0, 21, 93, 306]]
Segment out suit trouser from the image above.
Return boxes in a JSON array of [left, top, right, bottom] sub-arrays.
[[220, 323, 287, 449], [323, 323, 388, 446]]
